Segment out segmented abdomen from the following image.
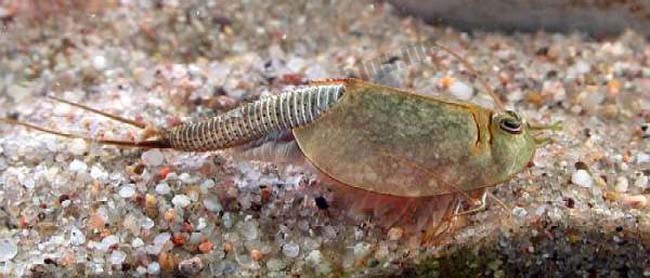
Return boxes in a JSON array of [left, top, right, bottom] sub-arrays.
[[166, 84, 344, 151]]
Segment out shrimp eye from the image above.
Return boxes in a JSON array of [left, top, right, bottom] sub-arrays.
[[499, 117, 522, 134]]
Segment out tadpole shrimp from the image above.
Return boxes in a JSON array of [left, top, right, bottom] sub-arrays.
[[1, 42, 558, 243]]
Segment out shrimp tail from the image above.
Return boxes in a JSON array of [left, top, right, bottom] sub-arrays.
[[1, 96, 171, 149], [0, 118, 172, 149], [47, 95, 148, 129]]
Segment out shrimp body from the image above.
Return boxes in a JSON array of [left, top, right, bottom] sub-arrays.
[[3, 78, 537, 199], [0, 44, 553, 243], [158, 78, 536, 198], [165, 83, 344, 151]]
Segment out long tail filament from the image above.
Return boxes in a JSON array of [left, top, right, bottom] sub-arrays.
[[1, 97, 171, 149]]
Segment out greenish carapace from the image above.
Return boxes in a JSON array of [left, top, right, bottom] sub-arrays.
[[293, 79, 538, 197]]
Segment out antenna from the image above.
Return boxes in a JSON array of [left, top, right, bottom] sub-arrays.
[[428, 41, 505, 111], [412, 19, 504, 111]]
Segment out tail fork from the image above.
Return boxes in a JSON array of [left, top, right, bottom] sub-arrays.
[[1, 97, 171, 149]]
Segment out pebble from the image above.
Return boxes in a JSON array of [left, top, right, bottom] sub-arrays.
[[267, 258, 285, 272], [153, 232, 171, 247], [0, 238, 18, 262], [179, 173, 195, 184], [203, 196, 223, 213], [6, 84, 29, 102], [512, 206, 528, 218], [222, 212, 234, 229], [635, 175, 648, 188], [614, 177, 629, 193], [118, 185, 136, 198], [287, 57, 305, 72], [305, 250, 323, 266], [147, 262, 161, 274], [123, 214, 141, 234], [179, 256, 204, 275], [109, 250, 127, 265], [188, 233, 202, 245], [131, 237, 144, 248], [198, 241, 214, 253], [579, 90, 605, 111], [201, 179, 216, 190], [637, 152, 650, 164], [449, 80, 474, 100], [141, 149, 164, 167], [250, 249, 263, 261], [282, 243, 300, 258], [68, 139, 89, 156], [572, 170, 594, 188], [323, 226, 337, 239], [159, 251, 178, 271], [90, 165, 109, 180], [352, 242, 371, 259], [99, 235, 119, 251], [172, 194, 192, 208], [69, 227, 86, 246], [69, 159, 88, 172], [241, 221, 259, 240], [306, 65, 327, 80], [210, 62, 232, 83], [92, 55, 107, 70], [306, 250, 331, 274], [155, 183, 171, 195], [196, 218, 207, 231], [141, 217, 155, 229], [575, 60, 592, 75], [622, 195, 648, 208], [221, 261, 238, 274], [145, 194, 158, 217], [387, 227, 403, 240]]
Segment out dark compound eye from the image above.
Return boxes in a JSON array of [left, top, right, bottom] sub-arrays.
[[500, 117, 522, 134]]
